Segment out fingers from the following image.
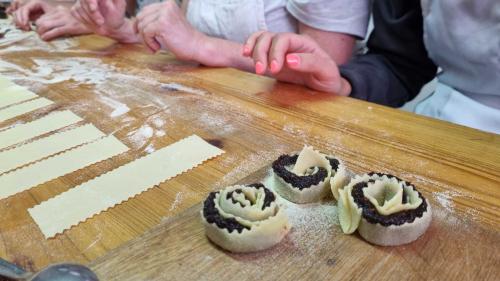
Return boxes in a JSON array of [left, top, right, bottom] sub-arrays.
[[242, 30, 266, 56], [71, 2, 95, 28], [285, 53, 342, 92], [251, 32, 275, 74], [36, 13, 62, 35], [140, 25, 161, 53], [79, 0, 102, 26], [39, 25, 69, 41]]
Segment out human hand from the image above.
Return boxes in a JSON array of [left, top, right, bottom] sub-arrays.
[[35, 5, 92, 41], [135, 0, 205, 60], [71, 0, 131, 40], [243, 31, 351, 95], [6, 0, 29, 14], [12, 0, 54, 31]]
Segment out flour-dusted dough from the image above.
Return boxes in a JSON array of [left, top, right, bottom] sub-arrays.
[[0, 84, 38, 109], [338, 173, 432, 246], [0, 110, 82, 150], [271, 146, 348, 203], [202, 184, 290, 253], [29, 135, 224, 238], [0, 97, 53, 122], [0, 124, 105, 174], [0, 135, 128, 200], [327, 156, 350, 201]]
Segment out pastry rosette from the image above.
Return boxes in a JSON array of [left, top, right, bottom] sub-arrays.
[[338, 172, 432, 246], [271, 146, 349, 203], [201, 183, 290, 253]]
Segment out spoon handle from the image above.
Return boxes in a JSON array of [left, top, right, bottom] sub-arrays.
[[0, 257, 32, 280]]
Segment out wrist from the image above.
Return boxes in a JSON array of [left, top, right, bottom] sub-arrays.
[[108, 19, 139, 43]]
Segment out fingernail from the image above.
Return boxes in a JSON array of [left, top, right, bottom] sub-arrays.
[[243, 46, 250, 55], [270, 60, 279, 73], [255, 61, 265, 74], [286, 54, 300, 67]]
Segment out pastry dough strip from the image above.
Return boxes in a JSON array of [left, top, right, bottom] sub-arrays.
[[0, 135, 128, 200], [29, 135, 224, 238], [0, 124, 105, 174], [0, 97, 54, 122], [0, 84, 38, 109], [0, 110, 82, 150]]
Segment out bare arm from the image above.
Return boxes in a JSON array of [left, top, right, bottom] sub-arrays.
[[298, 23, 355, 65]]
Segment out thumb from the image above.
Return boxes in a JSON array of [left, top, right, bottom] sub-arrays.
[[286, 53, 342, 93]]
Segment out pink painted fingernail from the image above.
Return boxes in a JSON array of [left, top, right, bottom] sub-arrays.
[[243, 45, 250, 55], [286, 54, 300, 67], [270, 60, 279, 73], [255, 61, 265, 74]]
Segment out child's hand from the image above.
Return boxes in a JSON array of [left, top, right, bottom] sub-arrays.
[[36, 6, 92, 41], [71, 0, 127, 37], [243, 32, 351, 95], [135, 0, 205, 59], [12, 0, 53, 31]]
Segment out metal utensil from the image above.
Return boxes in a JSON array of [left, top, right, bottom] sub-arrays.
[[0, 258, 99, 281]]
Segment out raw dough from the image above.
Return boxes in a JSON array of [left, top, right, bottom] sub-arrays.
[[0, 110, 82, 150], [202, 184, 290, 253], [0, 135, 128, 200], [0, 97, 53, 122], [271, 146, 348, 203], [29, 135, 224, 238], [0, 84, 38, 109], [338, 173, 432, 246], [0, 124, 105, 174]]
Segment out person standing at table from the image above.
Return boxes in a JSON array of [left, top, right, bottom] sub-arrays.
[[70, 0, 370, 71], [243, 0, 500, 134]]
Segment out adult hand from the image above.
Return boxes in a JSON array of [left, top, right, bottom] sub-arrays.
[[12, 0, 53, 31], [243, 31, 351, 95], [36, 5, 92, 41], [135, 0, 205, 60], [71, 0, 128, 38], [6, 0, 29, 14]]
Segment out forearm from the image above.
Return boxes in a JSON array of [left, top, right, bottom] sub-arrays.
[[194, 34, 254, 71]]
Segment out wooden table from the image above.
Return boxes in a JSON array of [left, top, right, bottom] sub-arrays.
[[0, 31, 499, 280]]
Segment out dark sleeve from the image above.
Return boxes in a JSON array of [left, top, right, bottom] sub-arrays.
[[339, 0, 438, 107]]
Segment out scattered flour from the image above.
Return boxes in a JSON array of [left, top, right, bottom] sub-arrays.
[[99, 95, 130, 117], [128, 125, 154, 148], [160, 82, 207, 96], [169, 192, 185, 212], [145, 144, 156, 154]]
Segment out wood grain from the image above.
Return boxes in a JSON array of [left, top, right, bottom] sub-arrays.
[[0, 30, 499, 276], [90, 168, 500, 281]]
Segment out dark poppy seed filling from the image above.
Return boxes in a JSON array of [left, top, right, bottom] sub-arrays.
[[351, 173, 428, 227], [225, 184, 276, 210], [327, 157, 340, 172], [203, 192, 248, 233], [203, 184, 277, 233], [272, 154, 328, 190]]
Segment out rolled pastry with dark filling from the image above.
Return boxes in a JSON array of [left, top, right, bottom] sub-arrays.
[[201, 183, 290, 253], [338, 173, 432, 246], [271, 146, 348, 203]]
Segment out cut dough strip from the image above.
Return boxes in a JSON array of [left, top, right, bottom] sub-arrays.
[[29, 135, 224, 238], [0, 135, 128, 200], [0, 124, 105, 174], [0, 84, 38, 109], [0, 110, 82, 150], [0, 97, 54, 122]]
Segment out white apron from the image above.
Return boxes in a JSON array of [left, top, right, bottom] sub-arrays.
[[186, 0, 267, 43], [416, 0, 500, 134]]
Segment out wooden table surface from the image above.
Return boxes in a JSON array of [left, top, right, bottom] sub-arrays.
[[0, 27, 499, 279]]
